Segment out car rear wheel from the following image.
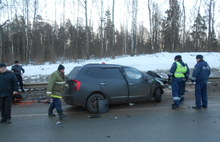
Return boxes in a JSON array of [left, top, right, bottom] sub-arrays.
[[87, 93, 104, 113], [154, 88, 162, 102]]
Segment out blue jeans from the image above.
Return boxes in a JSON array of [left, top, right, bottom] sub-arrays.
[[49, 98, 62, 113], [172, 78, 184, 106], [195, 81, 208, 108]]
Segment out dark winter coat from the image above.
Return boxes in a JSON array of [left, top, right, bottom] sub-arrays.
[[192, 60, 211, 82], [0, 71, 18, 97], [11, 64, 25, 76]]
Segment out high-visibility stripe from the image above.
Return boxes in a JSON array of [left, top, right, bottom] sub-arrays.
[[55, 82, 66, 85], [50, 95, 62, 99], [173, 97, 180, 100]]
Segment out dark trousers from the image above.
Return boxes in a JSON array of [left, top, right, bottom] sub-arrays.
[[195, 81, 208, 108], [16, 75, 24, 91], [49, 98, 62, 113], [180, 81, 186, 101], [0, 96, 12, 120], [172, 78, 184, 106]]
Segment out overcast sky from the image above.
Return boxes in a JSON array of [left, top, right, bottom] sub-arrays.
[[1, 0, 220, 32]]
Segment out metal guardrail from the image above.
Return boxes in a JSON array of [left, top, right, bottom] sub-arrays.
[[23, 77, 220, 89], [24, 83, 48, 89]]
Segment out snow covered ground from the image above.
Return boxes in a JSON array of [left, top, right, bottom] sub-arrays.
[[7, 52, 220, 82]]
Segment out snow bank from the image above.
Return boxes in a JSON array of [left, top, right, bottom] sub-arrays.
[[9, 52, 220, 77]]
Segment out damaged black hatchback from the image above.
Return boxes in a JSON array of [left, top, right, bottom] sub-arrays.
[[63, 64, 166, 113]]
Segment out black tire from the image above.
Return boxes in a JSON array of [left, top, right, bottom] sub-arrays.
[[154, 88, 162, 102], [87, 93, 104, 113]]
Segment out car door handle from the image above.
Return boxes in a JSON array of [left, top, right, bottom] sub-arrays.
[[101, 82, 107, 86], [129, 83, 134, 85]]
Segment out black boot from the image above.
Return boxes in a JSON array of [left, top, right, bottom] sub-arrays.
[[58, 110, 65, 120], [48, 108, 56, 117]]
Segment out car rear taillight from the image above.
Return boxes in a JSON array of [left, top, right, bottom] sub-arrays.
[[73, 80, 81, 91]]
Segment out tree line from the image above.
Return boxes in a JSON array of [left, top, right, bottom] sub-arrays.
[[0, 0, 219, 64]]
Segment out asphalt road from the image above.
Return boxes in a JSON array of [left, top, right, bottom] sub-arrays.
[[1, 90, 220, 142]]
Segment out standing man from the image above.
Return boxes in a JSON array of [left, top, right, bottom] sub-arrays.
[[11, 61, 25, 92], [168, 55, 188, 109], [0, 64, 18, 124], [191, 55, 210, 109], [180, 63, 190, 103], [47, 64, 66, 120]]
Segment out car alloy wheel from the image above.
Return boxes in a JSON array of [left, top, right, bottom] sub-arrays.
[[87, 93, 104, 113]]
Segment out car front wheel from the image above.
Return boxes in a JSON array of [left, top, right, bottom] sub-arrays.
[[154, 88, 162, 102], [87, 93, 104, 113]]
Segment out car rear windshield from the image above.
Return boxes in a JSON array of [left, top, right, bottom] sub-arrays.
[[67, 66, 81, 79]]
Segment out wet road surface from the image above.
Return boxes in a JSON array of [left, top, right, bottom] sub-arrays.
[[1, 91, 220, 142]]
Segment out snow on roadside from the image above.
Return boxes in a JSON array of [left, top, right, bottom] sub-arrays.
[[9, 52, 220, 77]]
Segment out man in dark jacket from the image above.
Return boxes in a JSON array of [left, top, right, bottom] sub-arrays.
[[11, 61, 25, 92], [47, 64, 66, 120], [168, 55, 189, 109], [191, 55, 211, 109], [0, 64, 18, 124]]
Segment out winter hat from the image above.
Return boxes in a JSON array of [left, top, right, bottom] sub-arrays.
[[14, 60, 19, 64], [196, 55, 203, 60], [174, 55, 182, 60], [0, 64, 6, 68], [58, 64, 65, 70]]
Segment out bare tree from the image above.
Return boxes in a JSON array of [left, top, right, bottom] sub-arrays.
[[111, 0, 115, 58], [182, 0, 186, 51], [100, 0, 104, 57], [0, 20, 9, 63], [148, 0, 152, 50], [131, 0, 138, 56], [63, 0, 65, 26], [205, 0, 217, 51], [123, 0, 131, 55], [78, 0, 89, 58]]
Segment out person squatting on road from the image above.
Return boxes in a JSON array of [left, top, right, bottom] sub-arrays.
[[0, 64, 18, 124], [47, 64, 66, 120], [11, 61, 25, 92], [168, 55, 189, 109], [191, 55, 211, 109]]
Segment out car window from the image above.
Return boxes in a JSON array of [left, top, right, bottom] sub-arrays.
[[85, 67, 123, 79], [67, 66, 81, 79], [124, 67, 142, 80], [100, 68, 123, 79]]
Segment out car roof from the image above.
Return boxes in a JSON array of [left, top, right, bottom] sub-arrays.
[[82, 63, 126, 68]]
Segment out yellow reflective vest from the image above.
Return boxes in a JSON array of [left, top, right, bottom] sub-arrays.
[[174, 62, 187, 78]]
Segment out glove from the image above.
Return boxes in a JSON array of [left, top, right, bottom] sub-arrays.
[[183, 77, 188, 82], [167, 74, 172, 83], [46, 92, 52, 96], [191, 77, 196, 82]]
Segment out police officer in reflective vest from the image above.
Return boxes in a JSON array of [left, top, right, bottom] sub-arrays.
[[191, 55, 210, 109], [169, 55, 188, 109], [47, 64, 66, 120]]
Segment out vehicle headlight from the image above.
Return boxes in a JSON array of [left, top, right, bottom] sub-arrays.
[[155, 78, 165, 86]]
